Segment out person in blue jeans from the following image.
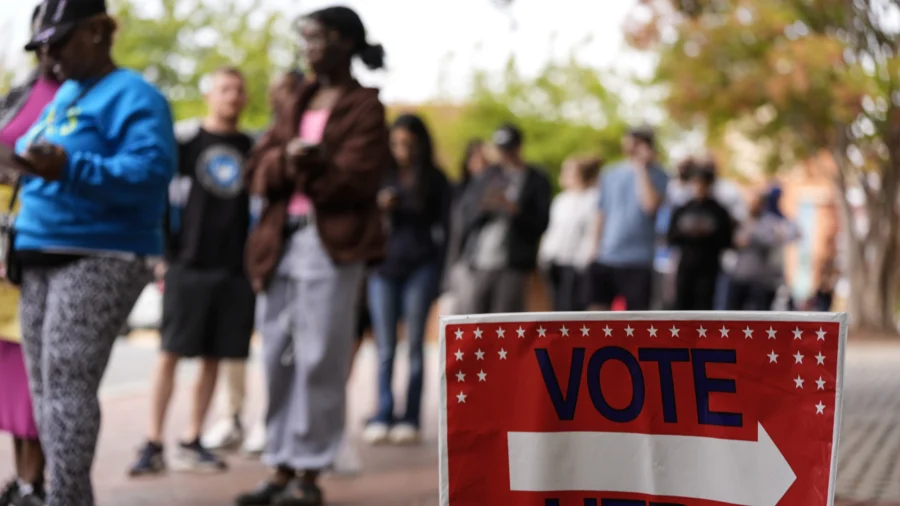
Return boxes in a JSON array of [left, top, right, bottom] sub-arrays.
[[363, 114, 451, 445]]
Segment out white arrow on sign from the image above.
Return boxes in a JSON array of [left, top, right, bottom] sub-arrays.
[[507, 423, 795, 506]]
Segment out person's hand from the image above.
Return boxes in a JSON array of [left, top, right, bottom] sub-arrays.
[[286, 138, 318, 161], [0, 169, 18, 186], [377, 188, 399, 210], [251, 278, 265, 293], [633, 143, 655, 168], [480, 186, 514, 213], [734, 230, 749, 248], [20, 143, 67, 181], [481, 194, 518, 214], [153, 261, 167, 280]]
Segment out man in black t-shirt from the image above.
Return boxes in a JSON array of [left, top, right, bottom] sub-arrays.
[[130, 68, 255, 476]]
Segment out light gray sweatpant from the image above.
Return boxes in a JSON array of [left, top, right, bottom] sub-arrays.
[[257, 226, 364, 471]]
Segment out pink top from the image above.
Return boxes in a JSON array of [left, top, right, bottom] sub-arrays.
[[288, 109, 331, 217], [0, 77, 60, 148]]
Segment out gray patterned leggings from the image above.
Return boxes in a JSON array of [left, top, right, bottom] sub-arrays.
[[19, 257, 150, 506]]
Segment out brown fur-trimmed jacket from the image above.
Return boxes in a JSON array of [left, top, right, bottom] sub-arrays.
[[245, 79, 390, 291]]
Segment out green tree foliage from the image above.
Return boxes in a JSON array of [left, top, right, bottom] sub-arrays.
[[446, 56, 629, 188], [628, 0, 900, 332], [110, 0, 292, 128]]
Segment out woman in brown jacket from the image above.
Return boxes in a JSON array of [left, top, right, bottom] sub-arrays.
[[235, 6, 390, 506]]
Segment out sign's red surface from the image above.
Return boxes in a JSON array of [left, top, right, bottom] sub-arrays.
[[439, 313, 847, 506]]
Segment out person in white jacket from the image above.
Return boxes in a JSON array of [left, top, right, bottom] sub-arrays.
[[539, 156, 602, 311]]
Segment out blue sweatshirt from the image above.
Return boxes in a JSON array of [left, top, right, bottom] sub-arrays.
[[14, 69, 176, 256]]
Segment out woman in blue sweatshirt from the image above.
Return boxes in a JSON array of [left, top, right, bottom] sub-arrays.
[[9, 1, 176, 504]]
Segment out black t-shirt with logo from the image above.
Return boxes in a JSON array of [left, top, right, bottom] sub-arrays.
[[667, 198, 734, 271], [165, 127, 254, 273]]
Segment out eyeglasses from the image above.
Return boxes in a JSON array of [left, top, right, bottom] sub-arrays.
[[294, 20, 339, 50]]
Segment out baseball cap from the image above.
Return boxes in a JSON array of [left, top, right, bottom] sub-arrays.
[[25, 0, 107, 51], [492, 124, 523, 151]]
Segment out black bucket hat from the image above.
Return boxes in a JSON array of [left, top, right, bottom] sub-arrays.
[[24, 0, 107, 51]]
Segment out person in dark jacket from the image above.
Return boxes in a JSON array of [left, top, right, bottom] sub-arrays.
[[362, 114, 450, 445], [442, 139, 487, 312], [455, 124, 551, 314], [667, 165, 734, 310]]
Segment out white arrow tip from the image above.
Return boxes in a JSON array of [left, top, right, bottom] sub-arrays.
[[756, 423, 797, 506]]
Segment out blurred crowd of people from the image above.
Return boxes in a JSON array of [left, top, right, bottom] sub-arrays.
[[0, 1, 840, 506]]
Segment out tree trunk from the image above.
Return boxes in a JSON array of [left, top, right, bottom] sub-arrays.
[[834, 175, 899, 335]]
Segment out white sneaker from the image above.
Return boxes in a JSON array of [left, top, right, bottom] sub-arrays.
[[241, 422, 266, 456], [201, 417, 243, 452], [332, 437, 362, 476], [362, 422, 390, 445], [388, 423, 420, 445]]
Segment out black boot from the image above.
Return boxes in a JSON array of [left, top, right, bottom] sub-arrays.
[[235, 481, 290, 506], [274, 481, 323, 506], [0, 479, 19, 506]]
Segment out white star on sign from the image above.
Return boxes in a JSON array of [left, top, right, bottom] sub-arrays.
[[720, 326, 730, 338], [477, 370, 487, 382], [603, 326, 613, 337], [794, 376, 805, 389], [625, 325, 634, 337], [560, 326, 569, 337], [793, 328, 803, 340], [816, 377, 826, 390], [455, 329, 464, 340], [457, 392, 467, 403], [816, 328, 826, 341], [767, 327, 777, 339], [793, 351, 804, 364], [496, 328, 505, 338], [648, 326, 658, 338], [537, 326, 547, 338], [816, 353, 825, 365], [815, 402, 826, 415], [698, 326, 707, 338], [517, 327, 525, 338], [474, 328, 483, 339], [456, 371, 465, 382], [475, 349, 485, 360], [743, 326, 754, 339], [768, 351, 778, 363], [670, 325, 680, 337], [580, 325, 590, 337], [454, 350, 464, 361], [498, 348, 508, 360]]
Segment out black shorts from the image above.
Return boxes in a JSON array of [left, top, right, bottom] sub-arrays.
[[161, 264, 256, 359], [587, 262, 653, 311]]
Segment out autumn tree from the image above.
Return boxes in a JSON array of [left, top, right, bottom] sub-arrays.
[[110, 0, 293, 128], [628, 0, 900, 332]]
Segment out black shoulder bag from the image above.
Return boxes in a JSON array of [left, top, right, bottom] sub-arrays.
[[1, 177, 22, 285]]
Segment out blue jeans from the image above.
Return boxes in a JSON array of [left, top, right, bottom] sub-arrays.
[[368, 262, 439, 427]]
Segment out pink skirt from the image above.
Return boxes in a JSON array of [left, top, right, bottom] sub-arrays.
[[0, 341, 38, 439]]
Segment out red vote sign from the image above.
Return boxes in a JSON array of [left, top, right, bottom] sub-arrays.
[[439, 312, 847, 506]]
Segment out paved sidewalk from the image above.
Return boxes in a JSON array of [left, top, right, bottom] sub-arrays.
[[6, 336, 900, 504], [834, 343, 900, 505], [0, 341, 441, 505]]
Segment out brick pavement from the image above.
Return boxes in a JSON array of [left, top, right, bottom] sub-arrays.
[[0, 341, 440, 505], [834, 343, 900, 505], [5, 337, 900, 504]]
